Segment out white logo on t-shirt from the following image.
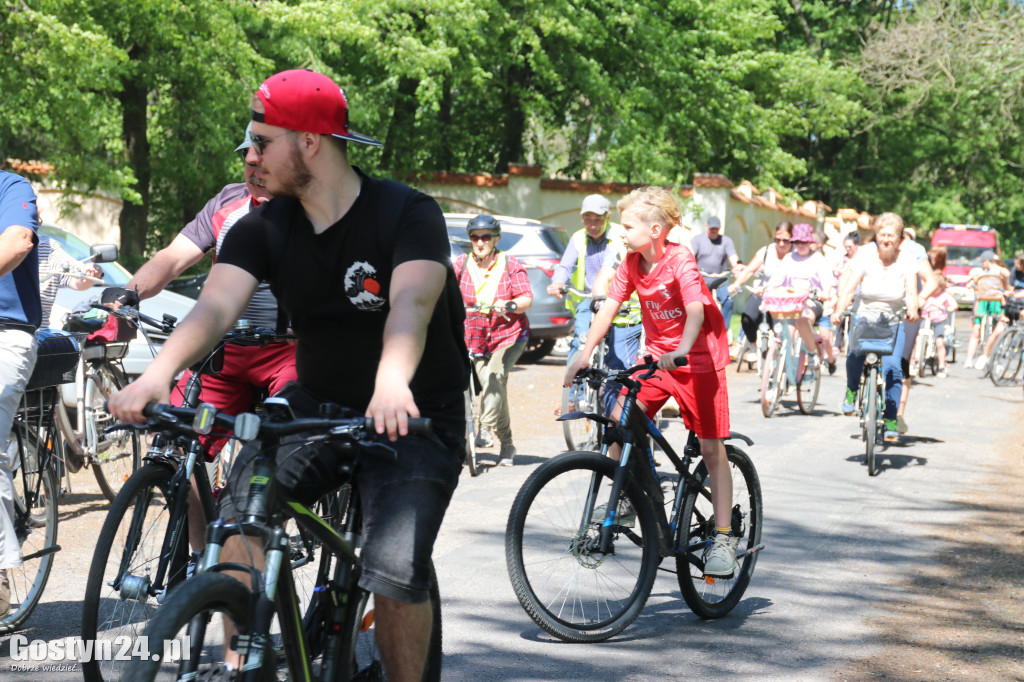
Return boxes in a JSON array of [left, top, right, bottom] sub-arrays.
[[344, 261, 386, 311]]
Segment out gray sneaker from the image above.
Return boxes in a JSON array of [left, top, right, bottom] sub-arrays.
[[590, 499, 636, 528], [497, 442, 516, 466], [475, 427, 494, 448], [703, 533, 739, 577]]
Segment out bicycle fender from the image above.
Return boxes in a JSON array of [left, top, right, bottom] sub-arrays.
[[725, 431, 754, 447], [556, 412, 615, 428]]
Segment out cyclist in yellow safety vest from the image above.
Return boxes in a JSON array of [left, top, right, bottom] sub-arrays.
[[547, 194, 642, 371]]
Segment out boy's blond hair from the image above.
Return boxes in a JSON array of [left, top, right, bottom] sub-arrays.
[[617, 187, 681, 236]]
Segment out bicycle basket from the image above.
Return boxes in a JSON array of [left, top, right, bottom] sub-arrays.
[[26, 329, 81, 390], [849, 310, 900, 356]]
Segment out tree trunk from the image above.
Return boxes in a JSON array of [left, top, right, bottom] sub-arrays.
[[496, 64, 529, 173], [118, 78, 150, 262], [437, 73, 454, 171], [381, 75, 421, 171]]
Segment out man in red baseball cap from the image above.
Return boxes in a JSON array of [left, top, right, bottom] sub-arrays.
[[110, 69, 469, 681]]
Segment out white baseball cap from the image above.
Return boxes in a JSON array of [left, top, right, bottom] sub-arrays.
[[580, 194, 611, 215], [235, 122, 253, 152]]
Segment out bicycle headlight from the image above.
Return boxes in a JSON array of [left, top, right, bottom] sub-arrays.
[[866, 352, 879, 364]]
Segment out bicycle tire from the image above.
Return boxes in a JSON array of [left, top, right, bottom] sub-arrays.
[[463, 388, 481, 476], [340, 562, 443, 681], [89, 363, 141, 501], [563, 344, 605, 451], [989, 329, 1022, 387], [865, 367, 878, 476], [82, 463, 184, 682], [0, 464, 58, 634], [760, 342, 782, 418], [505, 451, 659, 642], [796, 348, 820, 415], [734, 336, 751, 373], [676, 445, 763, 619], [121, 572, 273, 681]]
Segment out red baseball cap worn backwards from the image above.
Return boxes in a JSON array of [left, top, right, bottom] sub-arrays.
[[253, 69, 382, 147]]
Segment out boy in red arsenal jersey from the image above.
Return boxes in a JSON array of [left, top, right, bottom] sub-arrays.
[[564, 186, 738, 577]]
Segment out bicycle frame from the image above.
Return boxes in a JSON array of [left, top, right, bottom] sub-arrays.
[[187, 452, 360, 682]]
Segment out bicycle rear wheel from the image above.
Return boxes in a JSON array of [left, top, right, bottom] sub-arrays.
[[989, 329, 1023, 387], [505, 451, 659, 642], [676, 445, 762, 619], [463, 388, 481, 476], [0, 462, 58, 634], [121, 572, 272, 681], [82, 463, 183, 682], [340, 562, 443, 681], [865, 367, 879, 476], [88, 364, 141, 501], [796, 348, 820, 414]]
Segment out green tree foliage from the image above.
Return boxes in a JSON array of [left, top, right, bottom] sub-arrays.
[[830, 0, 1024, 246], [1, 0, 269, 265], [3, 0, 1021, 257]]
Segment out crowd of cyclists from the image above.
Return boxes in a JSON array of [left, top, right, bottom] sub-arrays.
[[2, 66, 1023, 681]]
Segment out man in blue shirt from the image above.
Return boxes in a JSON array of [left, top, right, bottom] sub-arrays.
[[0, 169, 42, 618], [689, 215, 741, 332]]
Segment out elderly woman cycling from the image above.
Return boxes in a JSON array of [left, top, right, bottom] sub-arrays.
[[832, 212, 919, 442], [454, 214, 533, 466]]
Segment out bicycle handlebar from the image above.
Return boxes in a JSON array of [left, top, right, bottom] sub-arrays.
[[466, 301, 518, 314], [574, 354, 688, 388], [127, 402, 432, 442]]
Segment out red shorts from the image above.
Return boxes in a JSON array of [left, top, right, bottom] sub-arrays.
[[171, 342, 298, 459], [634, 367, 730, 440]]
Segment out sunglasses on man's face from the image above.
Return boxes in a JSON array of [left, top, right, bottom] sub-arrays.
[[250, 130, 296, 155], [775, 238, 791, 244], [469, 233, 495, 242]]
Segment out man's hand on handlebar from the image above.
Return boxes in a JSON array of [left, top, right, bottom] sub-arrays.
[[546, 283, 564, 299], [107, 373, 172, 425], [367, 371, 420, 442]]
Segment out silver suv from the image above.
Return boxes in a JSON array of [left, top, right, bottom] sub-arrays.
[[446, 213, 572, 363]]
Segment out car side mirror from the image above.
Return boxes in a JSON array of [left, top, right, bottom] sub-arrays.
[[90, 244, 119, 263]]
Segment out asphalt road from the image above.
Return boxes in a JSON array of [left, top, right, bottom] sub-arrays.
[[1, 322, 1019, 680]]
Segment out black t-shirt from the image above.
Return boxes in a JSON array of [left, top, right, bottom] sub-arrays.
[[218, 172, 468, 414]]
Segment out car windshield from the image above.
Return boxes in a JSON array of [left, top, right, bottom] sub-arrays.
[[39, 224, 132, 286], [942, 245, 991, 268]]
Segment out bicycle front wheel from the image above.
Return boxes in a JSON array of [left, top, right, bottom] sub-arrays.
[[796, 348, 820, 415], [865, 367, 879, 476], [505, 451, 659, 642], [340, 562, 443, 681], [89, 363, 141, 501], [0, 464, 58, 634], [676, 445, 762, 619], [122, 572, 272, 681], [82, 463, 184, 682], [760, 343, 783, 418]]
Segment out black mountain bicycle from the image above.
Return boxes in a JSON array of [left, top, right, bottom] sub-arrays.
[[80, 317, 295, 682], [122, 402, 443, 681], [505, 357, 763, 642]]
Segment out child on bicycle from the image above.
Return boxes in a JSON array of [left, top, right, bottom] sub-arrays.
[[564, 186, 736, 577], [921, 274, 958, 378]]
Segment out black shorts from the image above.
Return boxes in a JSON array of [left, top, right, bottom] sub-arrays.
[[218, 382, 465, 603]]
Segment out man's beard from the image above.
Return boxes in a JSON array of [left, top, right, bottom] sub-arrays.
[[274, 139, 314, 198]]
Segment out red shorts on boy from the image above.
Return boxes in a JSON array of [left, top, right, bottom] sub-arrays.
[[635, 366, 730, 440]]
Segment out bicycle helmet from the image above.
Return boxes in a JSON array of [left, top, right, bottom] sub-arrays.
[[466, 214, 501, 238]]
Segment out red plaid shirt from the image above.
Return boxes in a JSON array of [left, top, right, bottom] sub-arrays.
[[455, 252, 532, 356]]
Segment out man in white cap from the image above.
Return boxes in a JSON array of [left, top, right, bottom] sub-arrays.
[[547, 194, 641, 371]]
